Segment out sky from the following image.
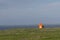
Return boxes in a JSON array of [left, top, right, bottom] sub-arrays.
[[0, 0, 60, 25]]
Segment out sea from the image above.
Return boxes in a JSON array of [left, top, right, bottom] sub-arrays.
[[0, 24, 60, 30]]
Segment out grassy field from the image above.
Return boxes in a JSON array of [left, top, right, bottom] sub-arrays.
[[0, 28, 60, 40]]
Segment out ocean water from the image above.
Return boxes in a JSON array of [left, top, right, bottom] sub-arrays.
[[0, 25, 60, 30]]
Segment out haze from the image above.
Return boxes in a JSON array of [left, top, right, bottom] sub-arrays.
[[0, 0, 60, 25]]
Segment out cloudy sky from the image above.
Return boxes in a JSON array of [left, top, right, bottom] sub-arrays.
[[0, 0, 60, 25]]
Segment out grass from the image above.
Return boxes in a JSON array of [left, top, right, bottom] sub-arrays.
[[0, 28, 60, 40]]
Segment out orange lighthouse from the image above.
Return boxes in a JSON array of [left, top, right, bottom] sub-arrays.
[[38, 23, 44, 29]]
